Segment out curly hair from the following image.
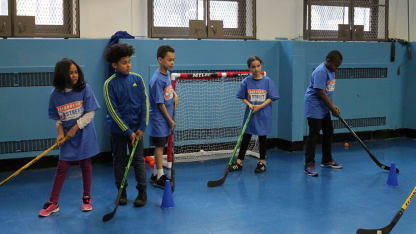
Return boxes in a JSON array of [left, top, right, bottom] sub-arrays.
[[53, 58, 86, 91], [105, 43, 135, 63]]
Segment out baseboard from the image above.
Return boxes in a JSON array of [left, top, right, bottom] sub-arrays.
[[403, 128, 416, 138], [267, 138, 304, 152], [1, 128, 414, 172], [269, 128, 416, 152]]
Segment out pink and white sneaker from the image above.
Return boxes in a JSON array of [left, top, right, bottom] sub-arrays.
[[39, 201, 59, 217], [81, 196, 92, 212]]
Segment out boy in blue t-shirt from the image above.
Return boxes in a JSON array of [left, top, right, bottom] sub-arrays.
[[229, 56, 279, 173], [104, 43, 149, 206], [148, 45, 178, 189], [303, 50, 343, 177]]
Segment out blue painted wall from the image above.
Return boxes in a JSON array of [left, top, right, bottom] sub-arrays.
[[0, 39, 413, 159], [278, 41, 294, 141], [279, 40, 410, 141], [402, 42, 416, 129], [0, 39, 279, 159], [0, 39, 110, 159]]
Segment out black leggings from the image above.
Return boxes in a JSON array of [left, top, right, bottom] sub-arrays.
[[237, 133, 267, 160]]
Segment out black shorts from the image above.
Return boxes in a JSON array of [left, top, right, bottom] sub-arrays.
[[150, 136, 168, 147]]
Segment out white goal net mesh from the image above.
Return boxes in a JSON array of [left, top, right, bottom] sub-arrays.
[[169, 71, 261, 163]]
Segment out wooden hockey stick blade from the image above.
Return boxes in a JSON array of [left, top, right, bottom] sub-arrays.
[[207, 167, 229, 187], [0, 138, 67, 187]]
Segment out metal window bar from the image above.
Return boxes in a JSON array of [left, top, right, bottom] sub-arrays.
[[148, 0, 256, 39], [6, 0, 79, 38], [304, 0, 388, 41]]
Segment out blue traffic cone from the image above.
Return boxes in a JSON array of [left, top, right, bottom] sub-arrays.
[[161, 180, 175, 209], [386, 163, 398, 187]]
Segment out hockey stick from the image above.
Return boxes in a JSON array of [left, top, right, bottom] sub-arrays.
[[356, 186, 416, 234], [0, 137, 67, 187], [167, 115, 175, 192], [169, 132, 175, 192], [168, 76, 177, 192], [102, 140, 139, 222], [339, 116, 399, 174], [207, 109, 253, 187]]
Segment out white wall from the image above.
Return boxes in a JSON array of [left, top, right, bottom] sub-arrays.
[[80, 0, 146, 38], [256, 0, 303, 40], [389, 0, 415, 41], [80, 0, 415, 41]]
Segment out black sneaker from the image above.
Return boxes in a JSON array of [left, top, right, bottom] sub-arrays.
[[119, 188, 127, 205], [150, 174, 157, 184], [254, 162, 266, 173], [228, 162, 242, 172], [153, 175, 168, 189]]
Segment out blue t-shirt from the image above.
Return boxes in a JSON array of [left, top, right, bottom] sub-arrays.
[[48, 84, 100, 161], [304, 62, 336, 119], [236, 75, 279, 136], [149, 70, 174, 137]]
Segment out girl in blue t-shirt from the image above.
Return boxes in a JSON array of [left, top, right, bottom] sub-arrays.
[[39, 58, 100, 217], [229, 56, 279, 173]]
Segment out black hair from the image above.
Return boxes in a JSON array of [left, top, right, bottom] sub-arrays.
[[326, 50, 343, 63], [247, 56, 263, 67], [157, 45, 175, 59], [105, 43, 135, 63], [53, 58, 86, 92]]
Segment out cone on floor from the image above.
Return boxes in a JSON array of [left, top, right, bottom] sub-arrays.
[[161, 180, 175, 209], [386, 163, 398, 187]]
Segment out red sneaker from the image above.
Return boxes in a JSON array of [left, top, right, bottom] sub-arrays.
[[39, 201, 59, 217], [81, 196, 92, 212]]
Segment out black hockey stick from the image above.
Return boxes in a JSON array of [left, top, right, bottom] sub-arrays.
[[102, 140, 139, 222], [357, 186, 416, 234], [207, 109, 252, 187], [339, 116, 399, 174]]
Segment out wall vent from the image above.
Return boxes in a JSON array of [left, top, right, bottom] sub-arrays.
[[0, 72, 54, 87], [335, 68, 387, 79], [0, 138, 57, 154], [332, 117, 386, 129]]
